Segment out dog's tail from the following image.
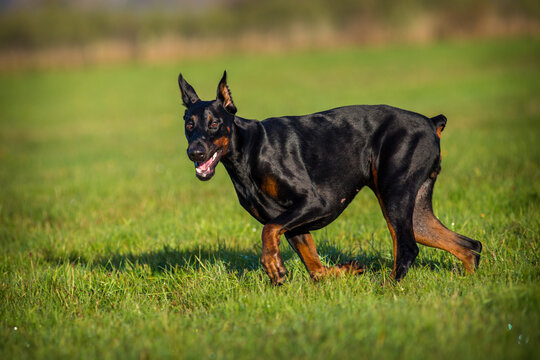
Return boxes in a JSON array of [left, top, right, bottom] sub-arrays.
[[430, 114, 447, 138]]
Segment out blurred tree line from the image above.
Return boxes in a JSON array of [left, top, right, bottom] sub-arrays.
[[0, 0, 538, 50]]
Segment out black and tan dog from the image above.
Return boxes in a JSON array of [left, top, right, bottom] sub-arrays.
[[178, 71, 482, 285]]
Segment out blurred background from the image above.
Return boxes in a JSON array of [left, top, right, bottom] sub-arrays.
[[1, 2, 539, 358], [0, 0, 539, 69]]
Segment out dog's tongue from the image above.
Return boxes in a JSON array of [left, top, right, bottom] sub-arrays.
[[196, 157, 213, 171], [195, 152, 218, 175]]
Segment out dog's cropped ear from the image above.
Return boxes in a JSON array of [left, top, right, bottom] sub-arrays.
[[216, 71, 237, 114], [178, 73, 200, 108]]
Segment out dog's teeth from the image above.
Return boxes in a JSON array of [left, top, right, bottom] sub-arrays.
[[212, 152, 217, 160]]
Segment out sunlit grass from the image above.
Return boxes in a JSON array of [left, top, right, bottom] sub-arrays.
[[1, 37, 539, 359]]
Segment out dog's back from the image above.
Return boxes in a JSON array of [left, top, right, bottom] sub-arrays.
[[256, 104, 441, 205]]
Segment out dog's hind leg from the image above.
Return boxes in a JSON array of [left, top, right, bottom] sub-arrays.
[[371, 164, 421, 281], [285, 231, 364, 280], [374, 187, 419, 281], [413, 176, 482, 272]]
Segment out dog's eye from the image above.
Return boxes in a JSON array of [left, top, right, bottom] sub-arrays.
[[186, 122, 194, 131], [209, 121, 219, 129]]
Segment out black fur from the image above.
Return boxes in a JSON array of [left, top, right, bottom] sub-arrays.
[[178, 72, 482, 284]]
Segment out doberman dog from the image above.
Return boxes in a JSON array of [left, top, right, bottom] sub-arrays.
[[178, 71, 482, 285]]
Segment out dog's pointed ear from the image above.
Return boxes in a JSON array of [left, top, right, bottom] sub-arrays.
[[216, 71, 237, 114], [178, 73, 200, 108]]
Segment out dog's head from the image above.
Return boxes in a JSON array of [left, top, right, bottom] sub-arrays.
[[178, 71, 237, 181]]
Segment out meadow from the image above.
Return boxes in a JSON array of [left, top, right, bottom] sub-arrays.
[[1, 37, 539, 359]]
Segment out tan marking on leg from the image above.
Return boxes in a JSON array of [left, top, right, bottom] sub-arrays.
[[288, 233, 364, 280], [414, 217, 478, 273], [261, 224, 287, 284], [289, 233, 325, 277], [323, 261, 364, 279]]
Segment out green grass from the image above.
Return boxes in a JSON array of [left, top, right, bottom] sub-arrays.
[[1, 37, 539, 359]]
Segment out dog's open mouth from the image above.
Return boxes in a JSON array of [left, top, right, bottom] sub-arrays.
[[194, 150, 222, 180]]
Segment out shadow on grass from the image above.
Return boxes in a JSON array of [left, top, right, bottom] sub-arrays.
[[42, 238, 456, 277], [316, 238, 457, 273], [96, 244, 262, 275]]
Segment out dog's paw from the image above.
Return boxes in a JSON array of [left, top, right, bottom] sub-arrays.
[[311, 260, 365, 280], [336, 260, 365, 275]]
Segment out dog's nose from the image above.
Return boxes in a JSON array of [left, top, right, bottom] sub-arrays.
[[187, 145, 206, 162]]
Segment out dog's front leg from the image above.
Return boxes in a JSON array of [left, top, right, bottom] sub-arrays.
[[286, 232, 364, 280], [260, 198, 328, 285], [261, 224, 287, 285]]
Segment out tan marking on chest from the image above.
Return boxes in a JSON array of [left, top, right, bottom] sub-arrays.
[[261, 175, 279, 199]]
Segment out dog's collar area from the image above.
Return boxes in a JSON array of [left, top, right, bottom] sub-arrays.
[[195, 150, 222, 179]]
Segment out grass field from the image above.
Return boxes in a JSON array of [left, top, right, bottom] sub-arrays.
[[1, 37, 539, 359]]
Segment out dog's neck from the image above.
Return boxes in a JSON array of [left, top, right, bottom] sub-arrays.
[[221, 115, 262, 183]]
